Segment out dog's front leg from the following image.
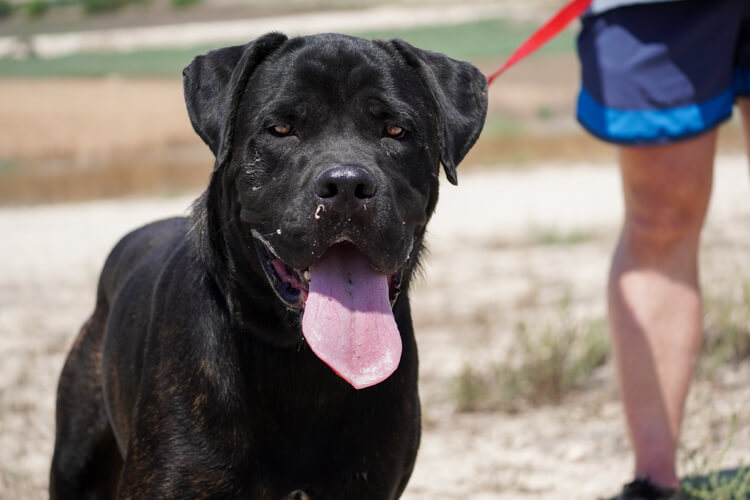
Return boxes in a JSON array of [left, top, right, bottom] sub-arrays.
[[114, 419, 246, 499]]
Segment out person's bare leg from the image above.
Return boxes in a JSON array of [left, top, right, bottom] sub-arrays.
[[610, 131, 716, 489], [737, 98, 750, 158]]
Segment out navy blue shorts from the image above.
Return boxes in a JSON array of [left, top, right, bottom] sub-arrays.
[[577, 0, 750, 145]]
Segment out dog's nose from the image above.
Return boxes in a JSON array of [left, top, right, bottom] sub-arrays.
[[314, 164, 377, 215]]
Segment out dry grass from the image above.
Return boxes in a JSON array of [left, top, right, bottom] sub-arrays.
[[452, 294, 610, 413], [0, 78, 216, 203], [701, 281, 750, 377], [0, 79, 195, 160], [0, 147, 212, 203], [682, 415, 750, 499]]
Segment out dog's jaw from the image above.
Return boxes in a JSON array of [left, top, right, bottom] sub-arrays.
[[251, 229, 406, 312], [252, 229, 309, 309]]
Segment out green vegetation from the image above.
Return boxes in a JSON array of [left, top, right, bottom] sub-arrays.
[[81, 0, 129, 14], [700, 281, 750, 378], [358, 18, 575, 62], [0, 17, 576, 78], [0, 0, 13, 19], [1, 0, 199, 21], [24, 0, 50, 18], [0, 159, 18, 176], [451, 266, 750, 414], [679, 283, 750, 498], [170, 0, 199, 7], [682, 467, 750, 499], [452, 295, 609, 413], [481, 114, 527, 138], [682, 416, 750, 499], [449, 272, 750, 494], [531, 226, 594, 246], [0, 44, 212, 78], [535, 105, 556, 120]]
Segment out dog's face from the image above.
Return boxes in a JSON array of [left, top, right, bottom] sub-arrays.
[[233, 35, 442, 305], [184, 33, 487, 388]]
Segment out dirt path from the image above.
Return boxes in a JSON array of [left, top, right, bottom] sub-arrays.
[[2, 158, 749, 499]]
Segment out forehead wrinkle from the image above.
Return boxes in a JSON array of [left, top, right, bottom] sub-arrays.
[[286, 42, 391, 103], [252, 37, 423, 130]]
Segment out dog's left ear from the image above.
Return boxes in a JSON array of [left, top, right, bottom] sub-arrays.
[[183, 32, 288, 168], [384, 39, 488, 185]]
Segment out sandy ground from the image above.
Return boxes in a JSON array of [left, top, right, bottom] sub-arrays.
[[2, 158, 750, 499]]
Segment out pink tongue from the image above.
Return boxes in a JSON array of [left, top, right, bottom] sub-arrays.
[[301, 244, 401, 390]]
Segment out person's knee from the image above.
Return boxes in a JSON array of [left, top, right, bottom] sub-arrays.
[[618, 143, 713, 261], [627, 188, 706, 244]]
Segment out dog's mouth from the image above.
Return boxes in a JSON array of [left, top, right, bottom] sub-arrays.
[[252, 231, 403, 311], [254, 234, 310, 310], [252, 230, 407, 389]]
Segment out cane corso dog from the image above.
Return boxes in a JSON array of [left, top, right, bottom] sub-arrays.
[[50, 32, 487, 499]]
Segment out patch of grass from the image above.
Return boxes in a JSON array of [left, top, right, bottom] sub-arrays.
[[170, 0, 199, 7], [0, 158, 19, 176], [452, 295, 609, 413], [0, 0, 14, 19], [0, 44, 210, 77], [24, 0, 50, 18], [0, 152, 210, 204], [682, 467, 750, 499], [682, 415, 750, 499], [535, 105, 556, 120], [531, 226, 594, 246], [359, 17, 576, 62], [700, 281, 750, 378], [0, 16, 576, 77], [81, 0, 129, 14], [480, 114, 526, 138]]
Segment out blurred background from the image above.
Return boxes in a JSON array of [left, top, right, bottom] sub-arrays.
[[0, 0, 624, 203], [2, 1, 750, 499], [1, 0, 747, 203]]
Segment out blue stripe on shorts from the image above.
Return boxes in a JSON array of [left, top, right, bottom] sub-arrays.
[[576, 88, 735, 145]]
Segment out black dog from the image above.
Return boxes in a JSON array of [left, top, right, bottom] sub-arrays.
[[50, 32, 487, 499]]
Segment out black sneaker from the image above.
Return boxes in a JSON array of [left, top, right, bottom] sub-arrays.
[[608, 477, 681, 500]]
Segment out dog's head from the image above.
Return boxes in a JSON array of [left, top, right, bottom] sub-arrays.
[[184, 33, 487, 388]]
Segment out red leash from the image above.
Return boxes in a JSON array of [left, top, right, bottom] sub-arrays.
[[486, 0, 593, 85]]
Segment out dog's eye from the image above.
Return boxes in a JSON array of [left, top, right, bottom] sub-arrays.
[[270, 124, 293, 136], [384, 125, 405, 139]]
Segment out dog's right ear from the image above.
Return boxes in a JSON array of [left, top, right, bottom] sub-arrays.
[[183, 32, 288, 168]]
